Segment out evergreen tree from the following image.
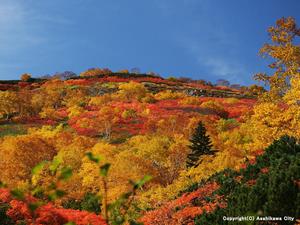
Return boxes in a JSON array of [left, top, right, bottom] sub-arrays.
[[186, 121, 215, 168]]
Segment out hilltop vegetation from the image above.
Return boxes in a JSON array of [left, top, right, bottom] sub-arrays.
[[0, 17, 299, 224]]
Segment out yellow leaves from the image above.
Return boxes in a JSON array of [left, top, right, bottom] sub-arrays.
[[250, 102, 300, 138], [138, 154, 224, 208], [63, 87, 89, 108], [255, 17, 300, 101], [56, 136, 95, 170], [201, 100, 223, 110], [224, 97, 239, 104], [117, 81, 147, 101], [216, 118, 239, 132], [269, 17, 299, 44], [283, 75, 300, 105], [0, 91, 19, 118], [79, 142, 116, 190], [121, 109, 137, 119], [141, 108, 151, 117], [78, 142, 146, 201], [67, 105, 85, 118], [79, 161, 99, 190], [0, 134, 57, 187], [140, 93, 157, 103], [118, 69, 129, 74], [127, 135, 171, 161], [154, 90, 186, 100], [20, 73, 31, 82], [80, 67, 112, 76], [178, 96, 201, 105], [91, 142, 117, 160], [233, 100, 300, 153], [28, 124, 63, 139], [122, 134, 189, 187], [89, 94, 113, 107], [39, 106, 62, 120]]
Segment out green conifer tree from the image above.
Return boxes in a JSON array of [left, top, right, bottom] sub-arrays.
[[186, 121, 215, 168]]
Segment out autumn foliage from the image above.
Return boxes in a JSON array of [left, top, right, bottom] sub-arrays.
[[0, 17, 299, 225], [0, 189, 107, 225]]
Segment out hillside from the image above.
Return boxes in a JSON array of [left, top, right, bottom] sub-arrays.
[[0, 72, 254, 97], [0, 71, 258, 225], [0, 17, 299, 225], [140, 136, 300, 225]]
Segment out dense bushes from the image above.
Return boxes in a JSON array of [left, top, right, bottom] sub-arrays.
[[194, 135, 300, 224], [0, 188, 107, 225], [62, 192, 101, 215], [139, 136, 299, 224], [0, 202, 14, 225]]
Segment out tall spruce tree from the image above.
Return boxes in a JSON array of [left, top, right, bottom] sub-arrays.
[[186, 121, 215, 168]]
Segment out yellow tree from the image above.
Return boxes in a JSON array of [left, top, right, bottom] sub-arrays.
[[80, 68, 112, 77], [17, 89, 36, 117], [254, 17, 300, 101], [0, 91, 19, 120], [117, 81, 147, 102], [31, 79, 66, 119], [79, 142, 118, 198], [237, 17, 300, 153], [20, 73, 32, 82], [33, 134, 96, 199], [63, 86, 89, 108], [284, 76, 300, 105], [0, 134, 57, 187], [122, 134, 189, 186]]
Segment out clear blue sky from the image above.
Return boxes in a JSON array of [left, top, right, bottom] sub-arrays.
[[0, 0, 299, 85]]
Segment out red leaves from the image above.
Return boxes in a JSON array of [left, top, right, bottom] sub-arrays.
[[140, 182, 224, 225], [260, 167, 269, 174], [6, 199, 33, 221], [0, 189, 107, 225], [253, 149, 265, 156], [0, 189, 11, 202], [246, 179, 256, 187], [68, 96, 254, 138], [173, 207, 203, 224]]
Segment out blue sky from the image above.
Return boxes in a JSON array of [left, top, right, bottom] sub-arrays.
[[0, 0, 299, 85]]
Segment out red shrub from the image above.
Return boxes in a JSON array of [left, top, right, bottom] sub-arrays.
[[140, 182, 224, 225], [0, 189, 107, 225]]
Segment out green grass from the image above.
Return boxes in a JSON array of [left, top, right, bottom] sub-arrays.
[[0, 124, 27, 137]]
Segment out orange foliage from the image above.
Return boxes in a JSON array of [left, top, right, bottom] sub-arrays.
[[140, 182, 225, 225], [0, 189, 107, 225]]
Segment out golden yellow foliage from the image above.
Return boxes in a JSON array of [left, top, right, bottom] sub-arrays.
[[140, 93, 157, 103], [254, 17, 300, 101], [154, 90, 186, 100], [224, 97, 239, 104], [20, 73, 31, 82], [0, 134, 57, 187], [117, 81, 147, 101], [89, 94, 113, 107], [0, 91, 19, 119], [121, 109, 137, 119], [67, 105, 85, 118], [283, 75, 300, 105], [179, 96, 201, 105]]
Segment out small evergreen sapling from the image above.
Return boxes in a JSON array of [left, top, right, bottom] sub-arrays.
[[186, 121, 215, 168]]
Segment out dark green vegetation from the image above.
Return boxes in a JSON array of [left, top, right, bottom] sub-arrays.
[[192, 136, 300, 224], [186, 121, 215, 168], [62, 192, 102, 214], [0, 124, 27, 138], [0, 203, 14, 225]]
